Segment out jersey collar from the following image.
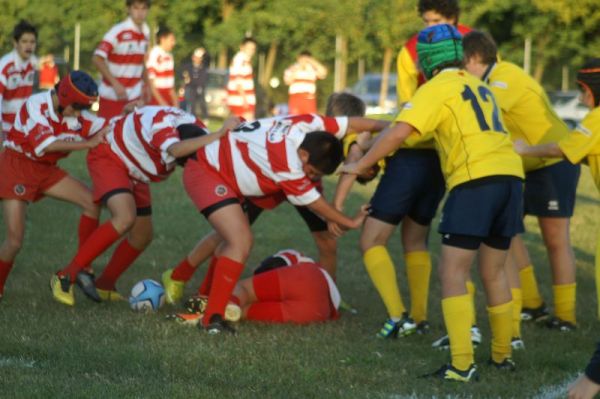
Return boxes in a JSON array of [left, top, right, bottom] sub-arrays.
[[482, 62, 497, 84]]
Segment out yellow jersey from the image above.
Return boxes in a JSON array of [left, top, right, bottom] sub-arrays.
[[558, 107, 600, 191], [397, 69, 524, 190], [486, 61, 569, 172]]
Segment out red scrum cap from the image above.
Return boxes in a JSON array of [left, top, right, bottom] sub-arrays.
[[56, 71, 98, 109]]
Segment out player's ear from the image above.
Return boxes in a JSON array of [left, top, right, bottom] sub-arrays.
[[297, 148, 310, 164]]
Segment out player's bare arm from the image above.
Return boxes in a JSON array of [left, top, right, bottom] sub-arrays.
[[347, 117, 390, 135], [92, 54, 127, 100], [514, 139, 564, 158], [307, 196, 368, 232], [166, 116, 241, 159]]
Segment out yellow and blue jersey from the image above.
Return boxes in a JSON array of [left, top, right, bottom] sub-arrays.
[[559, 107, 600, 191], [486, 61, 569, 172], [397, 69, 524, 190]]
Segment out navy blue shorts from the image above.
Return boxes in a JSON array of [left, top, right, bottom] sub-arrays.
[[369, 149, 445, 226], [524, 160, 580, 217], [438, 176, 524, 239], [244, 200, 327, 232]]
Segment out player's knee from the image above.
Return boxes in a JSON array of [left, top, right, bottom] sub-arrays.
[[314, 233, 336, 255], [111, 212, 136, 234], [4, 234, 24, 256]]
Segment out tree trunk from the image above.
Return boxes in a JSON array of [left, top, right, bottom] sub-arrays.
[[263, 42, 278, 87], [218, 0, 234, 69], [334, 35, 348, 92], [379, 47, 393, 109], [532, 35, 549, 83]]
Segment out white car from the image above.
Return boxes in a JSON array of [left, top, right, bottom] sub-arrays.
[[549, 90, 589, 129], [349, 73, 397, 115]]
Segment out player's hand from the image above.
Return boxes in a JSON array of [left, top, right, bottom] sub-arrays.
[[327, 221, 344, 238], [338, 162, 366, 176], [513, 139, 528, 155], [349, 204, 370, 229], [112, 81, 128, 100], [222, 116, 242, 133], [87, 126, 109, 149], [568, 374, 600, 399]]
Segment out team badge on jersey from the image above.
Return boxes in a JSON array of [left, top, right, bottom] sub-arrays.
[[215, 185, 228, 197], [14, 184, 26, 196]]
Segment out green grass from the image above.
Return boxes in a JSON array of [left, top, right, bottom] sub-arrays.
[[1, 151, 599, 398]]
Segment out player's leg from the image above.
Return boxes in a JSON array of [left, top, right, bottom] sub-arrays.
[[512, 235, 548, 320], [478, 241, 514, 368], [538, 216, 577, 327], [294, 205, 337, 277], [0, 199, 27, 299], [201, 203, 252, 330], [504, 243, 524, 349]]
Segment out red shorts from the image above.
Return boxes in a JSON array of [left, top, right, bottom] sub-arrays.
[[183, 157, 242, 216], [251, 263, 334, 324], [0, 149, 67, 202], [98, 97, 139, 120], [288, 93, 317, 115], [87, 143, 151, 210]]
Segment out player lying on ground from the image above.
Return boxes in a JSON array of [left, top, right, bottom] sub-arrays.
[[50, 106, 240, 306], [171, 249, 340, 326], [341, 24, 524, 382], [0, 71, 105, 301], [514, 59, 600, 320], [180, 112, 389, 334]]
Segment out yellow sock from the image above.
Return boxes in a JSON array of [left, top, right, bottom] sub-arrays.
[[405, 251, 431, 323], [442, 294, 474, 371], [553, 283, 576, 324], [466, 280, 477, 326], [519, 265, 544, 309], [364, 246, 406, 318], [596, 233, 600, 319], [510, 288, 522, 338], [488, 301, 513, 363]]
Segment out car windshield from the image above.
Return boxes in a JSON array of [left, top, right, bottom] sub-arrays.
[[207, 72, 227, 89], [353, 76, 396, 96]]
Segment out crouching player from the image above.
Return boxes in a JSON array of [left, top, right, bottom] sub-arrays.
[[341, 24, 524, 382], [175, 249, 340, 325], [182, 113, 389, 334], [515, 59, 600, 320], [51, 106, 239, 305], [0, 71, 105, 301]]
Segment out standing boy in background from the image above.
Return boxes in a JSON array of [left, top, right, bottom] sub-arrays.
[[226, 38, 256, 120], [146, 27, 178, 107]]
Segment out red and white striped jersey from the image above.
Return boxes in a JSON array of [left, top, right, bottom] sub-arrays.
[[226, 51, 255, 107], [284, 63, 318, 95], [94, 17, 149, 102], [5, 91, 105, 164], [270, 249, 341, 310], [0, 50, 37, 134], [108, 106, 206, 183], [146, 46, 174, 90], [198, 113, 348, 206]]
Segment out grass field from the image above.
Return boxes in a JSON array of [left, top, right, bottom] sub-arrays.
[[1, 148, 599, 398]]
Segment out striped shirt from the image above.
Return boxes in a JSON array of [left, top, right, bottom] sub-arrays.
[[284, 64, 319, 95], [94, 17, 149, 102], [107, 106, 206, 183], [226, 51, 255, 107], [198, 114, 348, 206], [146, 45, 174, 90], [5, 91, 104, 164], [0, 50, 36, 134]]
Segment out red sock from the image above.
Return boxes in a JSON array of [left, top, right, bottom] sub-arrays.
[[78, 214, 99, 248], [60, 222, 121, 281], [171, 258, 197, 282], [0, 260, 14, 294], [198, 257, 217, 295], [202, 256, 244, 326], [96, 240, 142, 291]]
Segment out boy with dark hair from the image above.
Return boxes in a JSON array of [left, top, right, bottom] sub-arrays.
[[50, 107, 237, 306], [227, 38, 257, 120], [0, 20, 37, 140], [0, 71, 105, 301], [515, 59, 600, 320], [342, 24, 524, 382], [464, 31, 580, 334], [93, 0, 150, 119], [146, 26, 177, 107], [180, 112, 388, 334]]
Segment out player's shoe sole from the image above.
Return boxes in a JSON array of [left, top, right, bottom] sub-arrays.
[[511, 337, 525, 350], [185, 295, 241, 322], [166, 313, 203, 326], [162, 269, 185, 305], [521, 303, 550, 322], [488, 357, 516, 371], [97, 288, 126, 302], [50, 274, 74, 306], [201, 314, 236, 335], [432, 326, 482, 350], [420, 363, 479, 382], [545, 316, 576, 331], [377, 313, 417, 339]]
